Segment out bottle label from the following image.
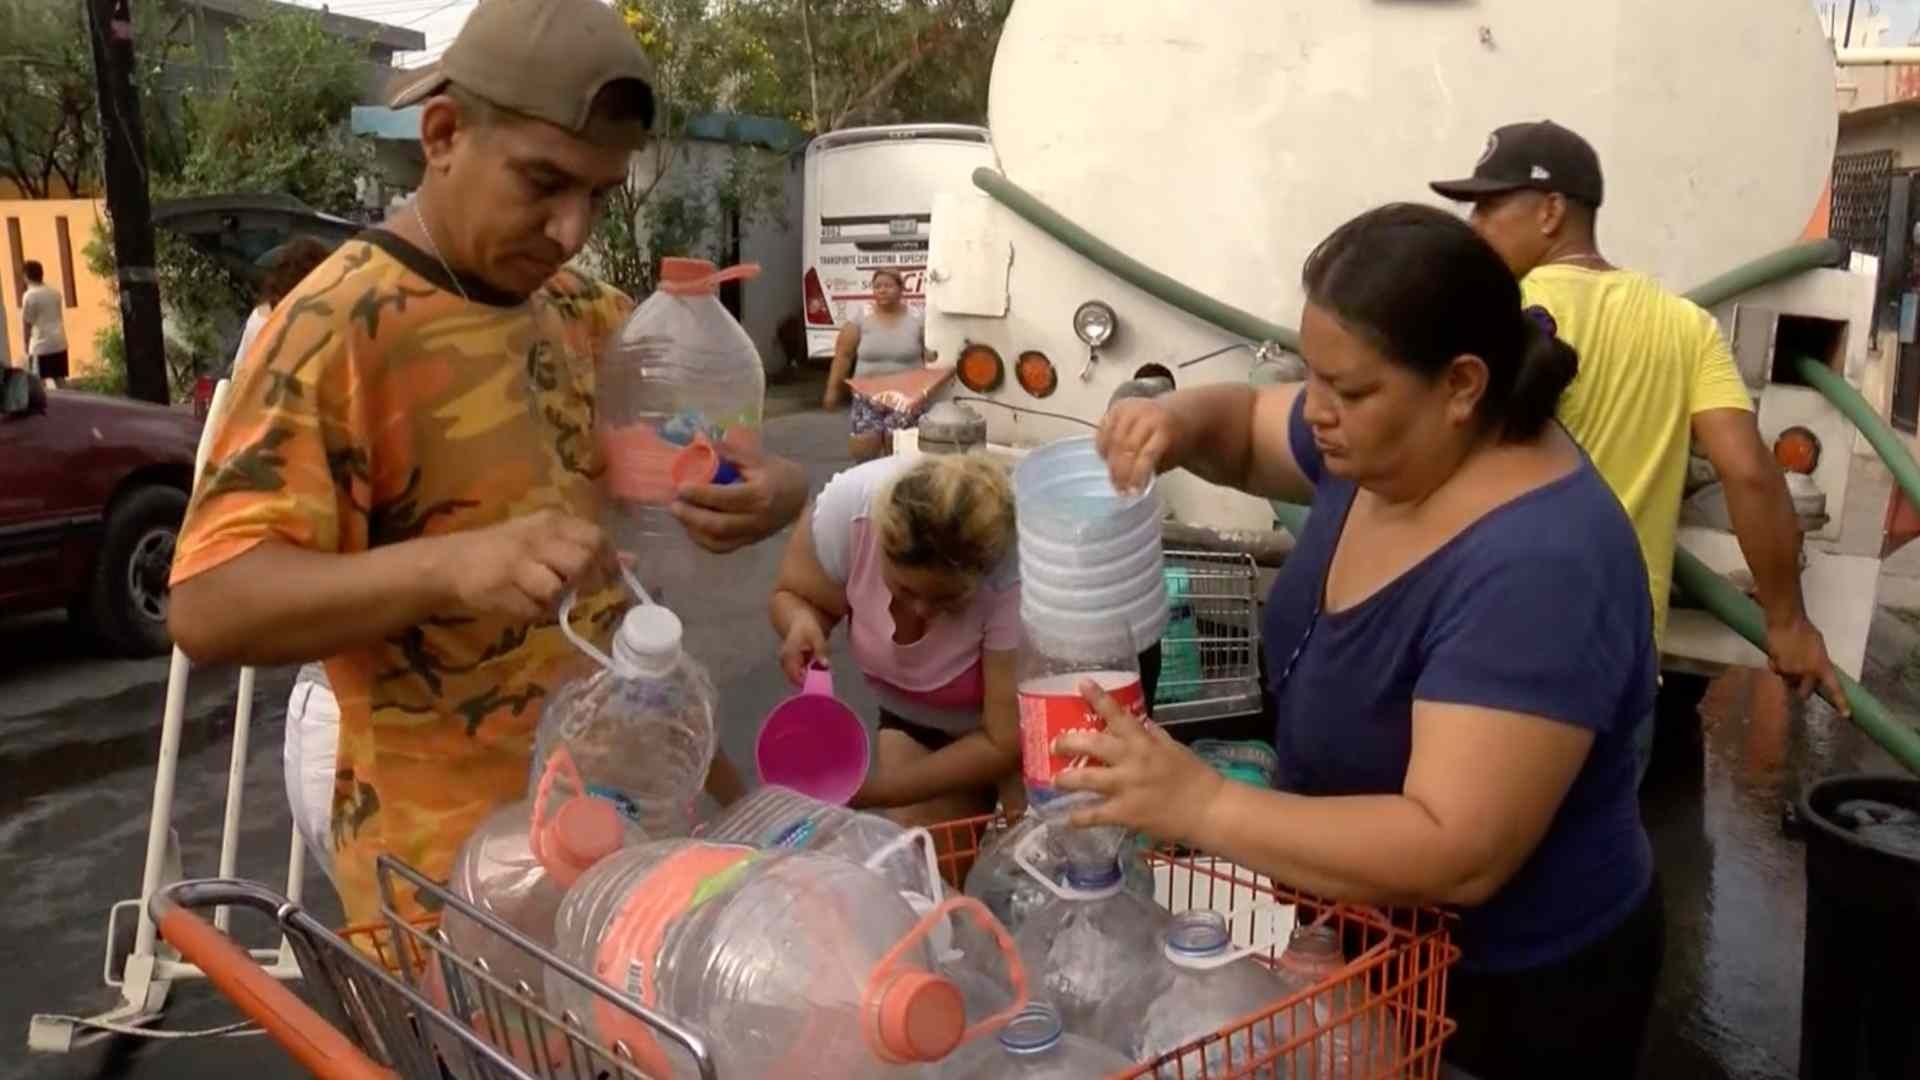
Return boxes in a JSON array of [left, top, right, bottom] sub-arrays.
[[768, 816, 819, 849], [1017, 670, 1145, 791], [585, 784, 644, 826]]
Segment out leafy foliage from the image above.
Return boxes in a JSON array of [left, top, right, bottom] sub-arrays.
[[0, 0, 186, 197]]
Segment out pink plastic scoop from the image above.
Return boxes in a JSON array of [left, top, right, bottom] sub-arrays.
[[756, 661, 870, 805]]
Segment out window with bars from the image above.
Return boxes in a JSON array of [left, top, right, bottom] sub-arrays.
[[1831, 149, 1896, 259]]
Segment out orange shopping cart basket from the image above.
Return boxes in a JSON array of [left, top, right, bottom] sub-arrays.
[[161, 818, 1455, 1079]]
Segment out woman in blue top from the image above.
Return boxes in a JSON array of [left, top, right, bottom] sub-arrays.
[[1055, 204, 1662, 1079]]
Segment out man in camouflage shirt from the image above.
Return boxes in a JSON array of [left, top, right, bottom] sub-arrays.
[[170, 0, 806, 923]]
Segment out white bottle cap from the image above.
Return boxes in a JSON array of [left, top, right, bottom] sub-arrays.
[[612, 604, 684, 676]]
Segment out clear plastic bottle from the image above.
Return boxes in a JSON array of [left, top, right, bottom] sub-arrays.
[[549, 841, 1020, 1079], [533, 588, 717, 839], [1009, 820, 1172, 1036], [599, 257, 766, 595], [1271, 924, 1398, 1079], [963, 813, 1155, 935], [1016, 617, 1142, 812], [434, 749, 643, 1078], [699, 785, 932, 900], [1093, 909, 1291, 1076], [932, 1002, 1134, 1079]]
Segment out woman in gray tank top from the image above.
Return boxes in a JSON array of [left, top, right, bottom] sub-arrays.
[[823, 268, 930, 460]]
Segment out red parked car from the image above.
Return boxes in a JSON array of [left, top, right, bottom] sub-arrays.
[[0, 373, 202, 655]]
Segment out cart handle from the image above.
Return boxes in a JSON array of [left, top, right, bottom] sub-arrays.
[[151, 883, 398, 1080]]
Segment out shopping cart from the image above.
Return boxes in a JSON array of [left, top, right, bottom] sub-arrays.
[[163, 815, 1455, 1080], [1155, 549, 1264, 726], [153, 855, 715, 1080], [924, 814, 1459, 1080]]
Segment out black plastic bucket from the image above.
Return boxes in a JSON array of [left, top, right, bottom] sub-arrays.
[[1798, 774, 1920, 1079]]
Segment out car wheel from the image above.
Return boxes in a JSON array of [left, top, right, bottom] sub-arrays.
[[81, 485, 189, 657]]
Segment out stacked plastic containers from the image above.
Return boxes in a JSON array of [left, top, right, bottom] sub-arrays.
[[1094, 909, 1291, 1077], [598, 257, 766, 596], [933, 1002, 1133, 1079], [531, 582, 717, 839], [1012, 435, 1168, 663], [435, 749, 643, 1077], [699, 785, 936, 902], [548, 840, 1026, 1079], [1008, 817, 1172, 1035]]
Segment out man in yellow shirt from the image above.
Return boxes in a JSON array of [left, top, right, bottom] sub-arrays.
[[1432, 121, 1844, 768]]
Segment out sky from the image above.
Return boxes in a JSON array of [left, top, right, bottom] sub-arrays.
[[1816, 0, 1920, 44]]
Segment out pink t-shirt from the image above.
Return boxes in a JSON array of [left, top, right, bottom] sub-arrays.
[[812, 457, 1021, 734]]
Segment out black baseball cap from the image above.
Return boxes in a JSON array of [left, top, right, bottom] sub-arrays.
[[1430, 121, 1604, 208]]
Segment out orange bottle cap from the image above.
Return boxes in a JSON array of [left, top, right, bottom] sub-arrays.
[[873, 971, 966, 1062]]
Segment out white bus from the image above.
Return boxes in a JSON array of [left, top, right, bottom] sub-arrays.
[[801, 123, 995, 361]]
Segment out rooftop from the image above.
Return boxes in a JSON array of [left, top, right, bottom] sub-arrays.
[[188, 0, 427, 54]]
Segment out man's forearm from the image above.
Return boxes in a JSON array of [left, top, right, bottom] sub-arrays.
[[169, 538, 455, 666], [1723, 469, 1809, 626]]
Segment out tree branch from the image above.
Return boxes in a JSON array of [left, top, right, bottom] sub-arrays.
[[799, 0, 822, 133]]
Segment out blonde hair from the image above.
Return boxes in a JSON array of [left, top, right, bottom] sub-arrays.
[[872, 455, 1015, 578]]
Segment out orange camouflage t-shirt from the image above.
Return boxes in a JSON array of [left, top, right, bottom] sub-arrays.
[[171, 230, 632, 923]]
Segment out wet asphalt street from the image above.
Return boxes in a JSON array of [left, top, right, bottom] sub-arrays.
[[3, 406, 1916, 1078]]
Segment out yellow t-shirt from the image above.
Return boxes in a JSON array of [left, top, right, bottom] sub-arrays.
[[1522, 265, 1754, 651], [172, 231, 632, 924]]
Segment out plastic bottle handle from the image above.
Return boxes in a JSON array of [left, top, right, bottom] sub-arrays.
[[861, 896, 1029, 1052], [800, 660, 834, 697], [527, 745, 586, 871], [556, 564, 657, 673], [1012, 819, 1122, 901], [1166, 900, 1293, 970], [863, 826, 942, 904], [659, 262, 763, 295]]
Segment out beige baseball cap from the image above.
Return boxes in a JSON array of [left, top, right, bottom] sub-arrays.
[[389, 0, 657, 143]]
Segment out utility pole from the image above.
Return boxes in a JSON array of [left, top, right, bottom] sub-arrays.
[[86, 0, 168, 405]]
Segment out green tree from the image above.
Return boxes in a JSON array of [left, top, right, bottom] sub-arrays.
[[94, 9, 374, 377], [0, 0, 187, 197]]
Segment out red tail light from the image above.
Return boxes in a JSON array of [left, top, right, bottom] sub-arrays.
[[803, 268, 833, 326]]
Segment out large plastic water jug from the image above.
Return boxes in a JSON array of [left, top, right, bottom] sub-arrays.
[[962, 813, 1154, 934], [1272, 923, 1399, 1079], [548, 840, 1027, 1078], [434, 749, 642, 1077], [932, 1002, 1134, 1079], [1013, 436, 1167, 649], [698, 785, 936, 903], [1093, 908, 1291, 1076], [1009, 818, 1172, 1035], [533, 576, 717, 838], [599, 258, 766, 594]]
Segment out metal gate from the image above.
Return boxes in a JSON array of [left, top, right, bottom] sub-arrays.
[[1832, 149, 1895, 259]]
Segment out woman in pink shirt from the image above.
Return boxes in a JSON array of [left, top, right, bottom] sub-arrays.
[[770, 454, 1023, 825]]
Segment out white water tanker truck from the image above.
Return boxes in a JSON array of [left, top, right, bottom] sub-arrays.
[[900, 0, 1920, 702]]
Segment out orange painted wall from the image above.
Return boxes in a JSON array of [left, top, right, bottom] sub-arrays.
[[0, 199, 114, 374]]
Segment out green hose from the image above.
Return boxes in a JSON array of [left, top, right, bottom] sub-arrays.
[[970, 168, 1303, 352], [972, 170, 1920, 772], [1683, 239, 1850, 309], [1672, 547, 1920, 774], [1790, 355, 1920, 516]]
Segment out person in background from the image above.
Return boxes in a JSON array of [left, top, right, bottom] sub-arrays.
[[1432, 120, 1845, 775], [1066, 205, 1662, 1079], [232, 236, 333, 378], [823, 268, 932, 461], [168, 0, 804, 925], [771, 453, 1024, 823], [20, 260, 68, 388]]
